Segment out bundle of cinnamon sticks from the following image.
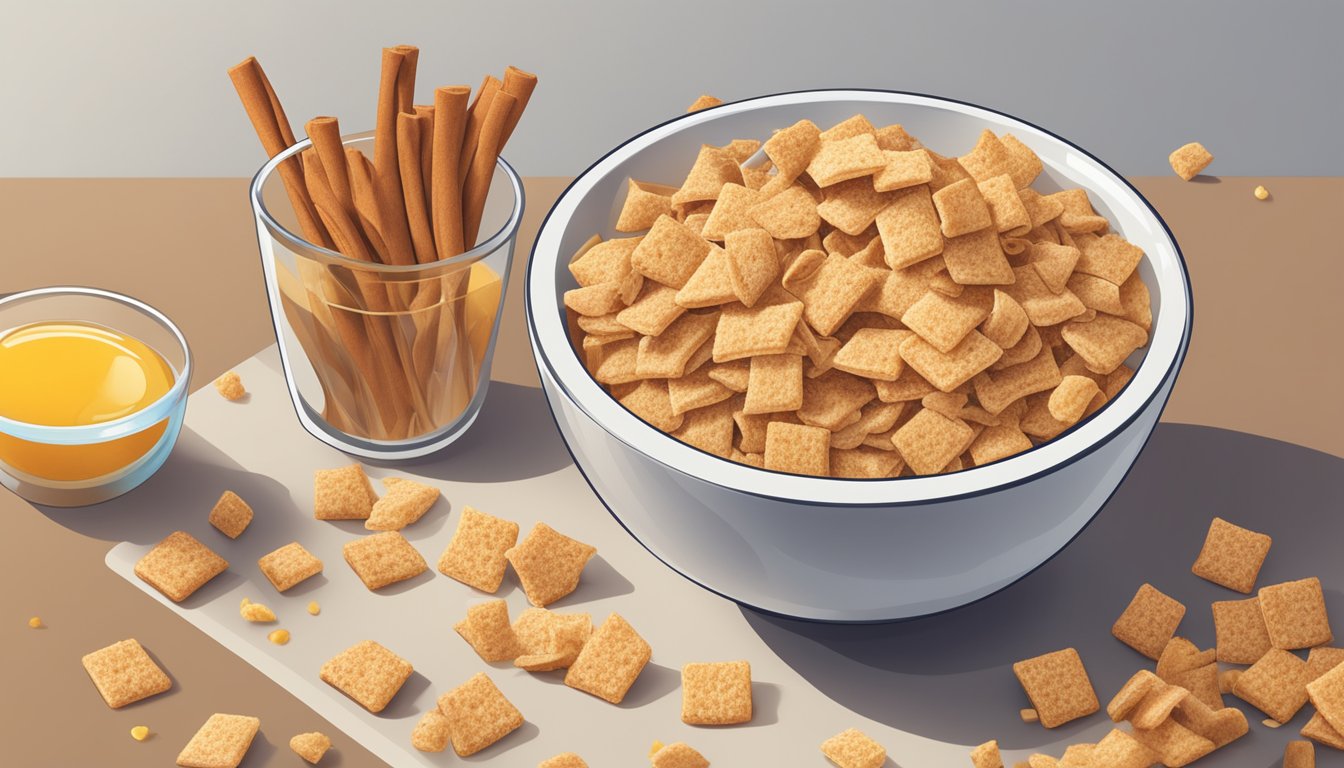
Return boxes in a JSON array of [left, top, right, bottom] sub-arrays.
[[229, 47, 535, 441]]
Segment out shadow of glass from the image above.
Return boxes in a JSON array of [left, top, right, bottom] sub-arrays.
[[739, 424, 1344, 763]]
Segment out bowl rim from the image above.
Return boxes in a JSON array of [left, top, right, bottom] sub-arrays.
[[527, 88, 1192, 506]]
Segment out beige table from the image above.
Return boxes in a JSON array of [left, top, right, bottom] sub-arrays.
[[0, 177, 1341, 766]]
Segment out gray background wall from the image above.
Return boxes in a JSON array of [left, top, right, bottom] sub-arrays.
[[2, 0, 1339, 178]]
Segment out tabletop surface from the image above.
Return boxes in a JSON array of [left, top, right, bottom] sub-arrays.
[[1, 176, 1342, 767]]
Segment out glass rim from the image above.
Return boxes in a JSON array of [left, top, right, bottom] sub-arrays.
[[249, 130, 525, 274], [0, 285, 193, 444]]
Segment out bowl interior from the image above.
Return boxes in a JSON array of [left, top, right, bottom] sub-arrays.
[[529, 90, 1190, 505]]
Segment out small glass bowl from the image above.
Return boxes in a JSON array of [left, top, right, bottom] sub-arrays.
[[0, 286, 191, 507]]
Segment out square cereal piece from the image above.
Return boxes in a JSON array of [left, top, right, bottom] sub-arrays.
[[712, 294, 804, 362], [969, 424, 1033, 466], [506, 522, 597, 607], [671, 145, 743, 207], [257, 542, 323, 592], [791, 252, 881, 337], [1213, 597, 1274, 664], [570, 236, 639, 287], [1049, 189, 1109, 234], [411, 707, 451, 752], [708, 358, 750, 392], [564, 613, 652, 704], [902, 289, 992, 354], [1089, 729, 1159, 768], [617, 283, 686, 336], [651, 742, 710, 768], [366, 477, 440, 531], [1285, 740, 1315, 768], [1170, 692, 1248, 748], [764, 421, 830, 476], [455, 599, 522, 662], [724, 228, 778, 308], [763, 118, 822, 181], [798, 369, 877, 430], [941, 229, 1014, 285], [816, 177, 893, 236], [1026, 242, 1080, 294], [876, 186, 944, 269], [314, 464, 377, 520], [630, 215, 712, 289], [1191, 517, 1272, 593], [620, 380, 684, 433], [564, 282, 624, 317], [999, 134, 1044, 188], [969, 740, 1003, 768], [438, 672, 524, 757], [819, 727, 886, 768], [637, 311, 720, 379], [899, 331, 1003, 393], [1075, 233, 1144, 286], [681, 660, 752, 725], [820, 114, 878, 142], [958, 129, 1013, 182], [875, 123, 919, 151], [892, 408, 974, 476], [342, 531, 428, 591], [437, 505, 519, 592], [873, 149, 933, 193], [617, 179, 676, 232], [806, 133, 886, 187], [81, 638, 171, 709], [515, 611, 592, 672], [672, 397, 738, 457], [289, 732, 331, 764], [1302, 710, 1344, 750], [208, 491, 252, 539], [743, 354, 804, 414], [1006, 266, 1087, 327], [1307, 647, 1344, 682], [932, 178, 993, 237], [540, 753, 589, 768], [1012, 648, 1100, 728], [1112, 583, 1186, 659], [175, 713, 260, 768], [1130, 718, 1215, 767], [832, 328, 908, 381], [701, 183, 765, 242], [1061, 315, 1148, 375], [976, 347, 1062, 414], [830, 447, 903, 478], [676, 247, 737, 308], [667, 366, 734, 416], [1169, 142, 1214, 181], [748, 185, 821, 240], [1261, 577, 1334, 650], [134, 531, 229, 603], [978, 175, 1032, 234], [1234, 648, 1311, 723], [1309, 661, 1344, 735], [320, 640, 413, 713]]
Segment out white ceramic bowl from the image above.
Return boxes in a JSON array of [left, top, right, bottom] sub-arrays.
[[526, 90, 1192, 622]]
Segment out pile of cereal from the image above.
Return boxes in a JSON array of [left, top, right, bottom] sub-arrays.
[[565, 116, 1152, 478]]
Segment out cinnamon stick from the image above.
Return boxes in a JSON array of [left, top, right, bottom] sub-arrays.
[[393, 45, 419, 113], [345, 149, 392, 265], [305, 117, 357, 219], [397, 113, 437, 265], [458, 75, 502, 187], [414, 104, 435, 218], [461, 91, 517, 249], [498, 66, 538, 147], [371, 47, 418, 266], [430, 86, 470, 260]]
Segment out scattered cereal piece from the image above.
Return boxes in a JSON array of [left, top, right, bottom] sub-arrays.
[[1213, 597, 1274, 664], [437, 505, 519, 593], [565, 613, 651, 704], [411, 707, 452, 753], [1020, 708, 1039, 723], [134, 531, 229, 603], [208, 491, 253, 539], [258, 542, 323, 593], [27, 616, 41, 628], [313, 464, 378, 520], [320, 640, 412, 713], [1112, 583, 1186, 659], [512, 607, 593, 670], [1130, 717, 1215, 766], [130, 725, 150, 741], [365, 477, 440, 531], [439, 672, 524, 756], [681, 661, 752, 725], [289, 732, 331, 764], [175, 713, 260, 768], [240, 601, 276, 623], [455, 600, 522, 662], [651, 741, 710, 768], [807, 133, 886, 187], [506, 522, 596, 607], [687, 94, 721, 113], [1234, 648, 1311, 723], [969, 740, 1004, 768], [343, 531, 428, 591], [540, 753, 589, 768], [1285, 740, 1315, 768], [214, 371, 246, 401], [1308, 662, 1344, 736], [1191, 517, 1272, 594], [1302, 710, 1344, 749], [307, 601, 320, 616], [1254, 185, 1270, 201], [1013, 648, 1100, 728], [1089, 728, 1159, 768], [81, 638, 172, 709], [1266, 718, 1284, 728], [1307, 647, 1344, 682], [1171, 690, 1248, 748], [1260, 577, 1333, 650], [268, 629, 289, 645], [820, 727, 885, 768], [1169, 142, 1214, 181]]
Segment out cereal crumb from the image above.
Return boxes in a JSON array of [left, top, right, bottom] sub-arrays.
[[130, 725, 149, 741], [1254, 185, 1270, 200], [1264, 718, 1282, 728], [240, 601, 276, 623], [27, 616, 42, 628], [649, 740, 665, 758], [214, 371, 246, 401], [307, 601, 321, 616], [268, 629, 290, 645]]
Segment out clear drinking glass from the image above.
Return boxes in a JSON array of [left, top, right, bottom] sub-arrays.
[[250, 132, 523, 459]]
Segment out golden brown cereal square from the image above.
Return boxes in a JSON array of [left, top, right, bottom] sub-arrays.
[[820, 727, 886, 768], [617, 180, 675, 232], [798, 369, 877, 429], [1012, 648, 1100, 728], [1309, 660, 1344, 734], [899, 331, 1003, 393], [712, 295, 804, 362], [411, 708, 451, 752], [1129, 683, 1191, 729], [208, 491, 252, 539], [970, 740, 1003, 768], [743, 354, 804, 413], [1112, 583, 1186, 659], [676, 247, 737, 308], [819, 114, 877, 142], [342, 531, 427, 591], [748, 185, 821, 240], [875, 123, 919, 151], [289, 732, 331, 764], [1302, 710, 1344, 749], [893, 408, 975, 476], [832, 328, 908, 381], [455, 599, 522, 662], [506, 522, 597, 607], [1285, 740, 1315, 768], [564, 613, 651, 704], [630, 215, 713, 288], [831, 400, 907, 448], [791, 252, 882, 336], [437, 505, 519, 593], [876, 186, 944, 269], [314, 464, 378, 520], [620, 380, 684, 433], [1007, 266, 1087, 327], [320, 640, 412, 713], [1089, 729, 1159, 768], [1213, 596, 1274, 664], [763, 421, 830, 476], [1169, 142, 1214, 181], [651, 742, 710, 768], [817, 177, 892, 235], [1107, 669, 1162, 722], [999, 134, 1044, 188], [1026, 242, 1080, 293], [958, 130, 1013, 182], [1156, 637, 1216, 679], [1234, 648, 1311, 722], [637, 311, 720, 379], [617, 283, 686, 337], [672, 397, 738, 457], [438, 672, 524, 756], [1050, 189, 1109, 233], [707, 358, 750, 392], [570, 236, 638, 287], [686, 94, 722, 112], [701, 183, 765, 241], [903, 289, 993, 353], [1171, 690, 1248, 748], [366, 477, 440, 531], [724, 228, 778, 308], [1048, 375, 1101, 426], [830, 447, 903, 478], [1066, 273, 1124, 315], [588, 338, 640, 385], [175, 713, 260, 768], [1075, 233, 1144, 286], [672, 145, 743, 207], [807, 133, 886, 187], [932, 177, 993, 237], [668, 366, 734, 416], [763, 119, 822, 181], [539, 753, 589, 768], [515, 611, 591, 672], [969, 424, 1033, 466], [81, 638, 172, 709], [1307, 647, 1344, 682], [1261, 577, 1334, 650], [976, 347, 1062, 414], [1191, 517, 1272, 593], [564, 282, 624, 317], [873, 149, 933, 193], [978, 174, 1032, 234], [941, 229, 1014, 286], [1130, 718, 1215, 767], [1061, 315, 1148, 375], [134, 531, 229, 603], [257, 542, 323, 592], [681, 660, 752, 725]]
